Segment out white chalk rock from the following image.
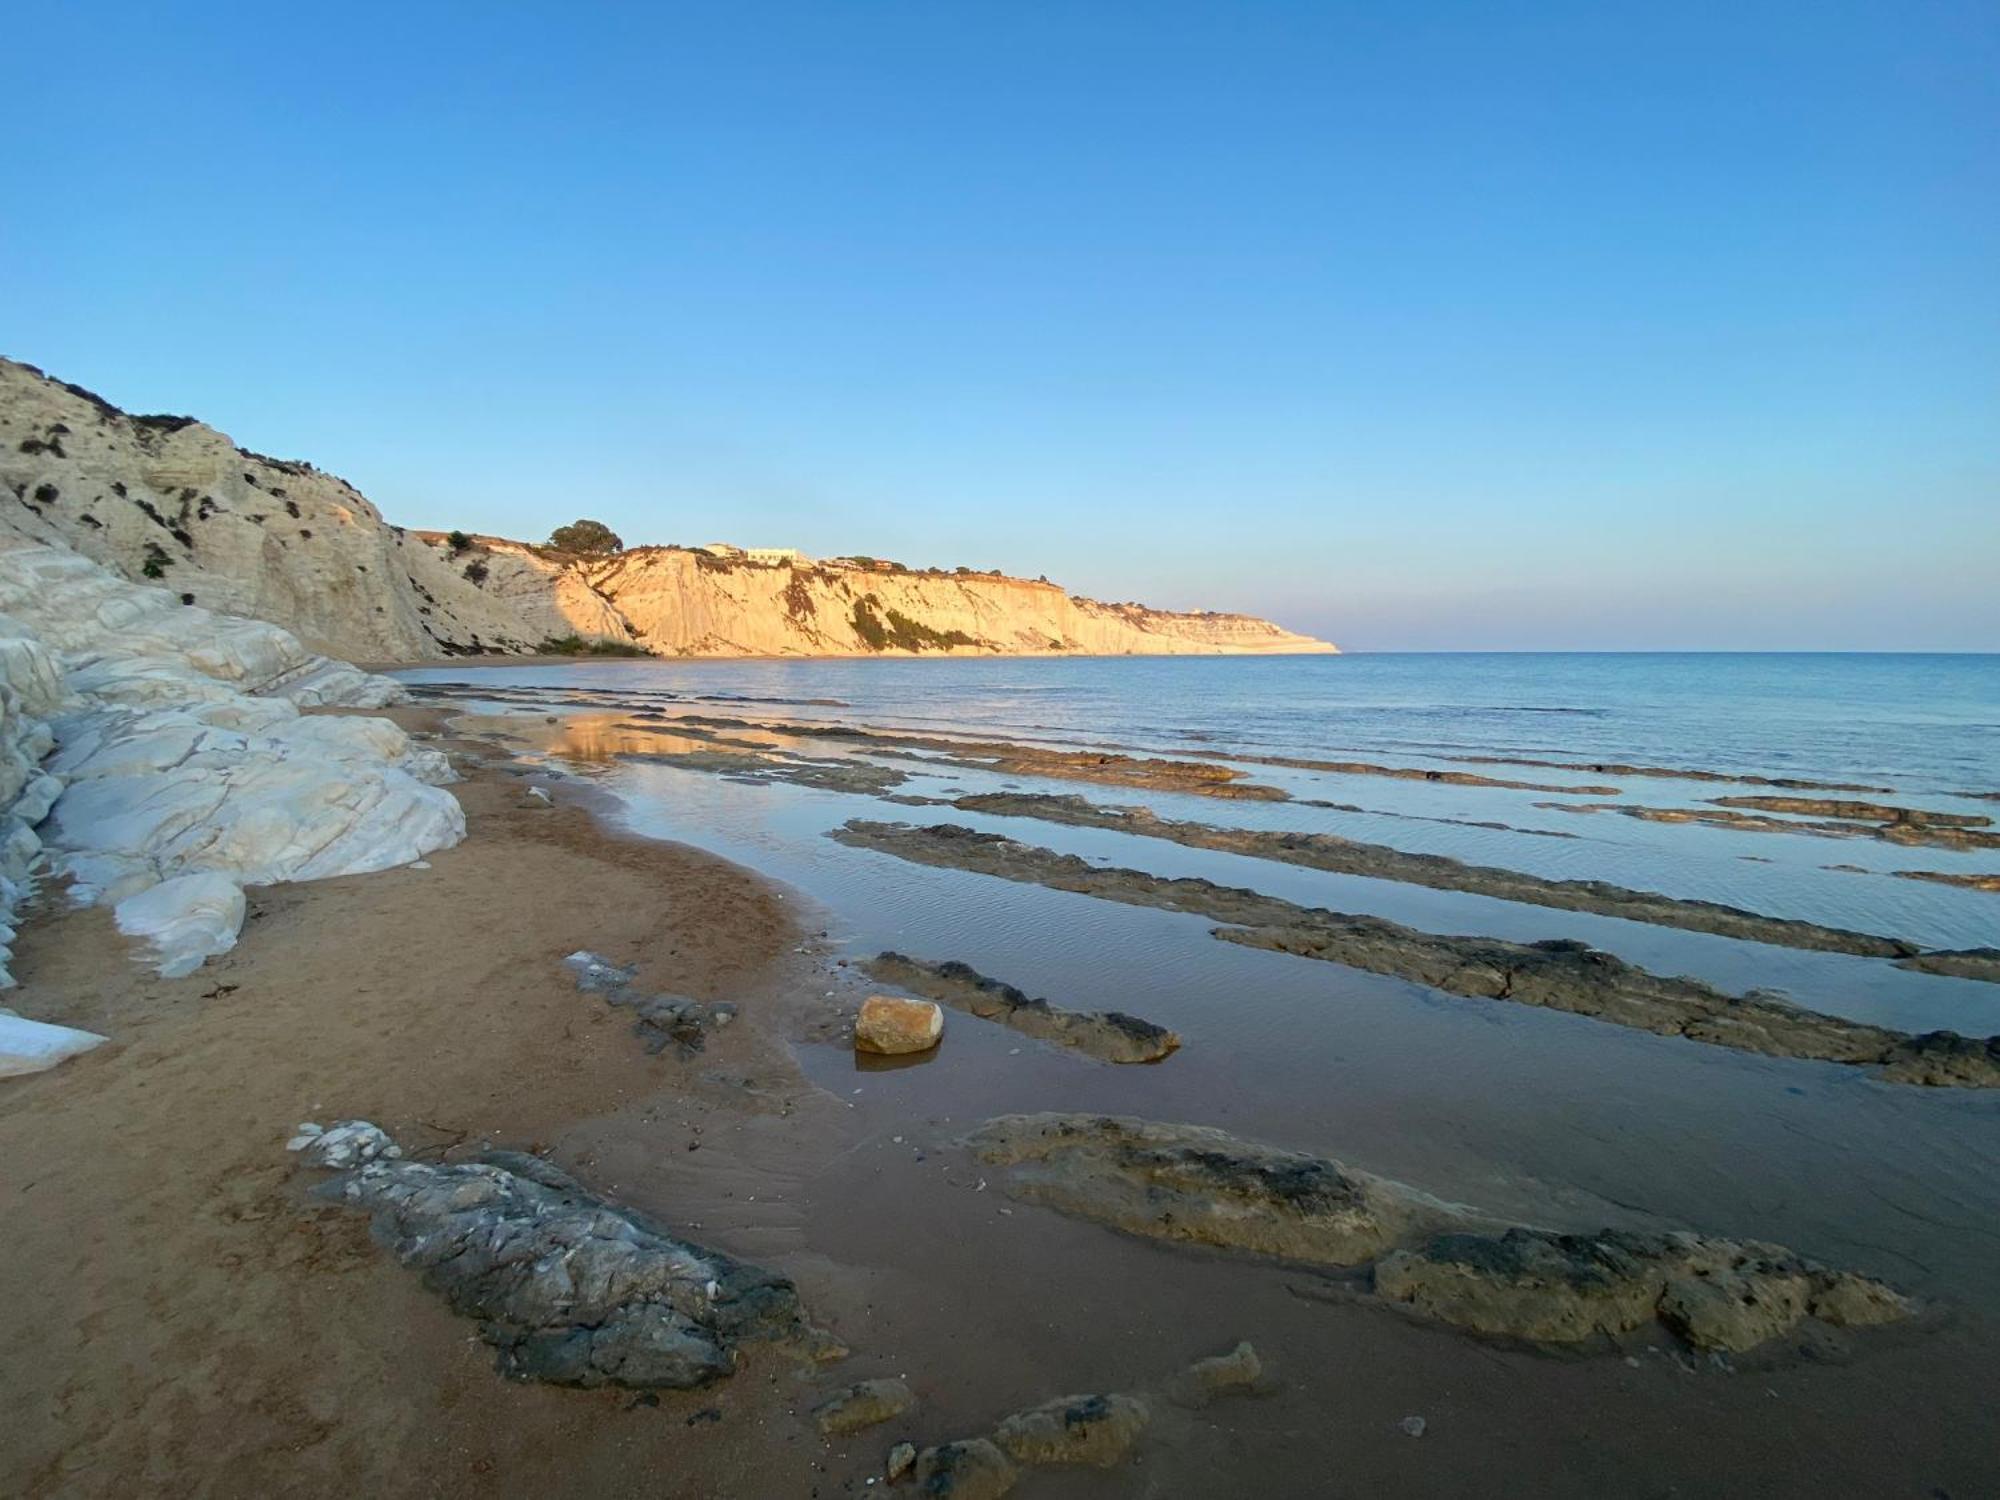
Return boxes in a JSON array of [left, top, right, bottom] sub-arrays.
[[0, 539, 465, 982], [0, 1009, 107, 1078], [114, 872, 248, 977]]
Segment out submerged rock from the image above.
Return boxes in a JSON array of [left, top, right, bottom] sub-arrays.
[[992, 1392, 1149, 1467], [864, 952, 1178, 1063], [969, 1113, 1913, 1357], [1374, 1228, 1914, 1354], [1895, 948, 2000, 985], [292, 1122, 831, 1389], [1708, 795, 1990, 828], [621, 747, 909, 797], [855, 994, 944, 1055], [1167, 1340, 1265, 1406], [967, 1113, 1433, 1265], [910, 1438, 1017, 1498], [1546, 799, 2000, 853], [814, 1377, 915, 1436], [1876, 1029, 2000, 1085]]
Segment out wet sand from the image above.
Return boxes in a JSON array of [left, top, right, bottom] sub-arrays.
[[6, 700, 1999, 1497]]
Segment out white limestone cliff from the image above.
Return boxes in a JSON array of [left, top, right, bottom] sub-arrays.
[[0, 539, 464, 1072], [1, 356, 1336, 661]]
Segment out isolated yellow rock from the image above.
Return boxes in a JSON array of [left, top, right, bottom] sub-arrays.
[[855, 994, 944, 1055]]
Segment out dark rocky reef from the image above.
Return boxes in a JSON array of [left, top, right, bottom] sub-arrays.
[[1895, 947, 2000, 984], [1893, 870, 2000, 894], [969, 1114, 1913, 1356], [831, 821, 2000, 1086], [1543, 800, 2000, 852], [1445, 754, 1893, 795], [967, 1113, 1442, 1265], [862, 951, 1179, 1063], [948, 791, 1922, 960], [1191, 750, 1620, 795], [1709, 796, 1990, 829], [619, 747, 909, 797], [290, 1121, 834, 1389], [1375, 1227, 1910, 1352]]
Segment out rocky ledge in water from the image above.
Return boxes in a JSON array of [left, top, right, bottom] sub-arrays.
[[289, 1121, 835, 1388], [1444, 754, 1894, 796], [892, 1342, 1265, 1495], [829, 821, 2000, 1086], [948, 791, 1924, 961], [1541, 800, 2000, 852], [1188, 750, 1620, 796], [1893, 871, 2000, 894], [1710, 796, 1991, 829], [562, 950, 738, 1057], [862, 952, 1179, 1063], [628, 713, 1294, 800], [1895, 948, 2000, 984], [967, 1114, 1913, 1356], [618, 746, 910, 797]]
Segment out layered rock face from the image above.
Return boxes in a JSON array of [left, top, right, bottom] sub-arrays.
[[1, 357, 1334, 661], [569, 547, 1334, 658], [0, 539, 462, 997]]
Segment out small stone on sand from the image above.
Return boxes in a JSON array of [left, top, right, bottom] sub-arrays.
[[855, 994, 944, 1055]]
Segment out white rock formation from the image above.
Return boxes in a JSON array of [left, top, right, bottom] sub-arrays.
[[0, 1009, 107, 1079], [0, 537, 464, 1005]]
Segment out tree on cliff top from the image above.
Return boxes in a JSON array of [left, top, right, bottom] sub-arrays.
[[548, 518, 623, 554]]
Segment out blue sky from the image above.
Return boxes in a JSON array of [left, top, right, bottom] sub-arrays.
[[5, 2, 1995, 650]]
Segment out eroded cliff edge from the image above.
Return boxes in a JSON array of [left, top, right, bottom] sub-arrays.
[[0, 358, 1335, 662]]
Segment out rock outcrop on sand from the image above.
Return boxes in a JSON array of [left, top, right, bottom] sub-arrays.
[[291, 1121, 833, 1389], [813, 1378, 916, 1436], [863, 953, 1180, 1063], [562, 950, 738, 1057], [1, 357, 1333, 661], [909, 1439, 1019, 1498], [895, 1344, 1265, 1494], [969, 1114, 1912, 1356], [0, 540, 462, 986], [831, 821, 2000, 1086], [992, 1392, 1150, 1467]]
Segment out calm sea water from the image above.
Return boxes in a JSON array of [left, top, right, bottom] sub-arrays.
[[410, 651, 2000, 793]]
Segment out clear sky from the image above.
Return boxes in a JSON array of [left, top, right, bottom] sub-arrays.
[[5, 3, 1995, 650]]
